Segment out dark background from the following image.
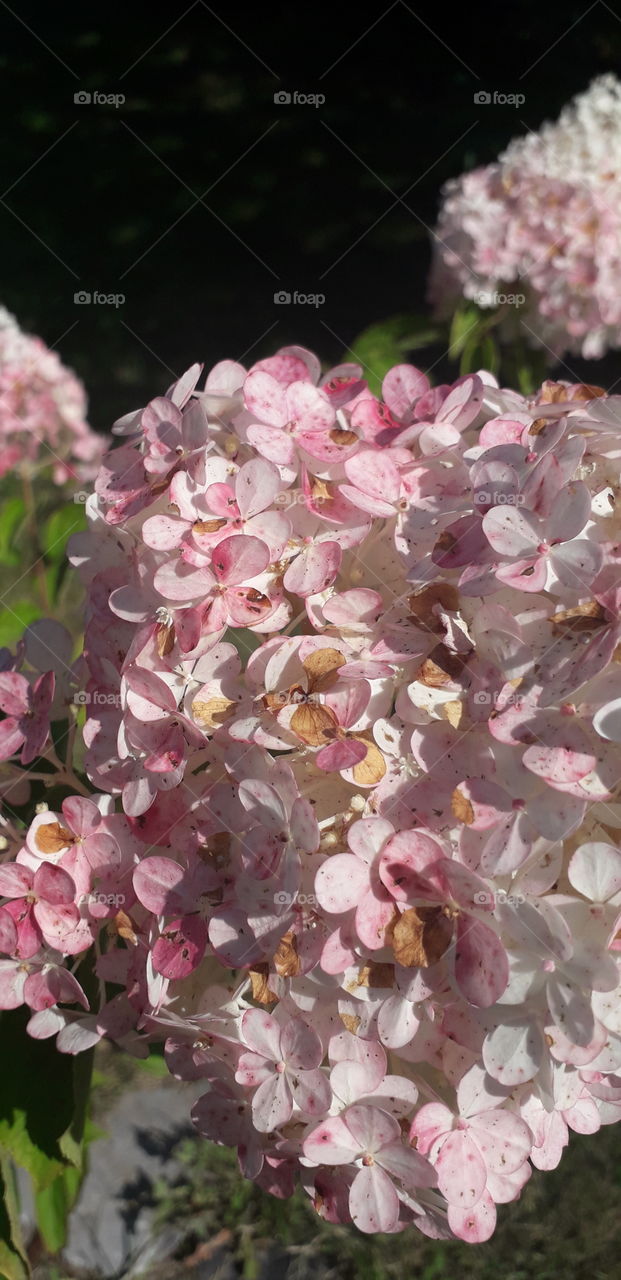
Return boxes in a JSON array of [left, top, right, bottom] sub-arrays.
[[2, 0, 621, 431]]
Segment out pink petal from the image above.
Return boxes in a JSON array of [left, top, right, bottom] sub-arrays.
[[289, 1067, 332, 1117], [211, 534, 270, 585], [33, 863, 76, 906], [133, 857, 188, 914], [454, 916, 508, 1007], [315, 853, 369, 913], [0, 718, 25, 760], [241, 1008, 283, 1061], [281, 1017, 324, 1070], [0, 959, 26, 1008], [151, 914, 207, 978], [523, 722, 596, 786], [244, 370, 286, 427], [0, 906, 17, 954], [286, 381, 335, 433], [0, 864, 32, 897], [568, 842, 621, 903], [482, 1019, 544, 1086], [482, 506, 540, 557], [283, 541, 342, 598], [469, 1110, 532, 1175], [252, 1071, 292, 1132], [236, 457, 282, 518], [349, 1164, 399, 1234], [448, 1191, 496, 1243], [0, 672, 29, 716], [377, 1141, 436, 1190], [315, 738, 367, 773], [435, 1129, 486, 1207], [303, 1113, 361, 1164], [382, 364, 429, 419], [345, 1103, 400, 1154]]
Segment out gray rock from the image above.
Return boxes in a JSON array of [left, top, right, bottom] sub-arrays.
[[63, 1083, 202, 1279]]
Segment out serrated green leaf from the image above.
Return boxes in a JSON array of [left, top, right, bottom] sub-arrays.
[[0, 1010, 93, 1191], [0, 1154, 29, 1280], [225, 627, 263, 659], [34, 1164, 81, 1254], [460, 331, 500, 376], [42, 504, 85, 564], [0, 498, 26, 568], [348, 314, 441, 395], [0, 605, 40, 649], [448, 303, 482, 357]]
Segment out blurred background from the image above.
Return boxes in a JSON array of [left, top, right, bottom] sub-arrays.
[[3, 0, 621, 434]]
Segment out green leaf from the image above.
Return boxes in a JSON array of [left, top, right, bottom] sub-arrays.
[[348, 314, 441, 395], [0, 1154, 29, 1280], [0, 1010, 93, 1191], [0, 498, 26, 568], [460, 331, 500, 376], [34, 1164, 81, 1254], [448, 303, 482, 357], [225, 627, 263, 659], [42, 504, 86, 564], [0, 604, 40, 649]]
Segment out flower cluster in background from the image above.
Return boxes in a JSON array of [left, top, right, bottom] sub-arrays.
[[429, 75, 621, 360], [0, 347, 620, 1243], [0, 305, 106, 484]]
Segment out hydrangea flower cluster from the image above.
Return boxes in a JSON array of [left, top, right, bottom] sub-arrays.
[[1, 346, 621, 1243], [430, 75, 621, 358], [0, 306, 105, 483]]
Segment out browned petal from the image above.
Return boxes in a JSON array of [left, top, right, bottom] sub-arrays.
[[34, 822, 75, 855], [329, 428, 358, 446], [274, 931, 301, 978], [290, 701, 339, 746], [351, 737, 387, 786], [340, 1012, 361, 1034], [355, 961, 395, 989], [311, 477, 332, 502], [111, 910, 139, 946], [441, 700, 464, 729], [193, 518, 228, 534], [391, 905, 453, 968], [570, 383, 606, 400], [416, 643, 467, 688], [156, 622, 176, 657], [408, 583, 460, 632], [433, 530, 457, 556], [191, 696, 235, 729], [451, 787, 475, 825], [249, 965, 278, 1005], [303, 647, 347, 693], [551, 601, 606, 632]]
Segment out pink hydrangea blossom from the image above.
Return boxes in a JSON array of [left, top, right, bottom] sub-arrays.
[[0, 344, 620, 1243], [429, 75, 621, 359], [0, 306, 106, 483]]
